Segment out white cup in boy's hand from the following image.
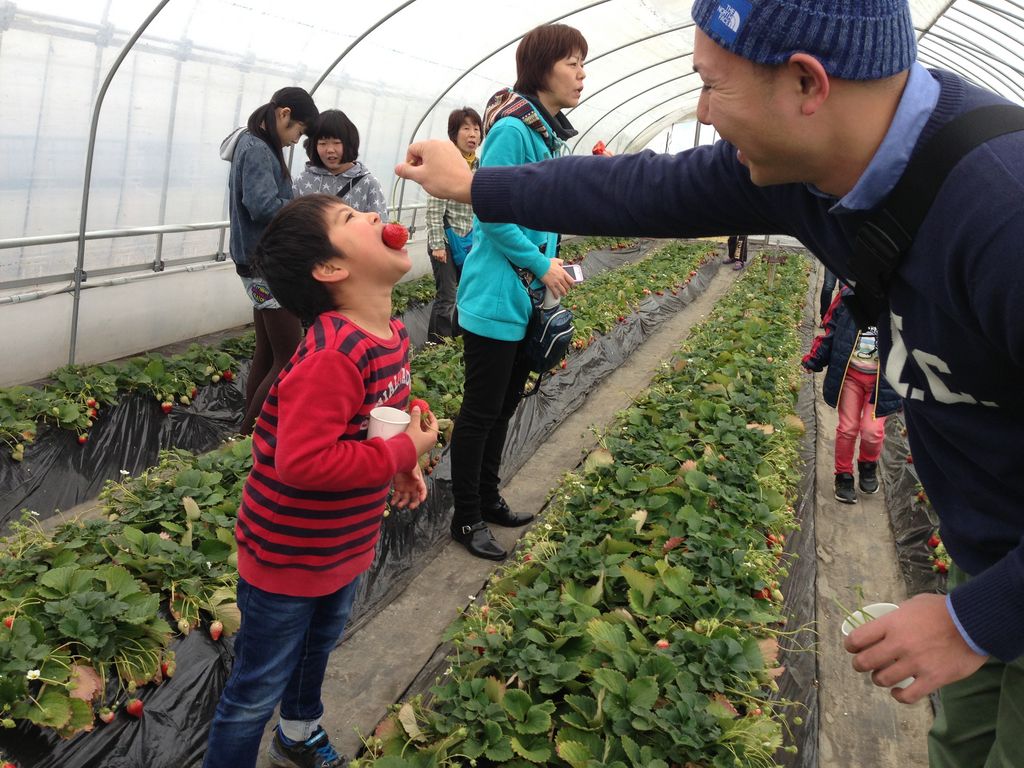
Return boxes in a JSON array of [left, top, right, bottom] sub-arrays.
[[368, 406, 411, 440]]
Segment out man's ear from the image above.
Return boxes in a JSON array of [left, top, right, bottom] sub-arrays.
[[313, 261, 349, 283], [787, 53, 830, 115]]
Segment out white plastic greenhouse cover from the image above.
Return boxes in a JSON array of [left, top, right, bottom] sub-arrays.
[[1, 0, 1023, 383]]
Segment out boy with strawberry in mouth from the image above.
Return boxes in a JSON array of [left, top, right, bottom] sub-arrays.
[[202, 194, 437, 768]]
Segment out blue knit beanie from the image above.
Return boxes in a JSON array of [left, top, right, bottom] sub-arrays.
[[691, 0, 916, 80]]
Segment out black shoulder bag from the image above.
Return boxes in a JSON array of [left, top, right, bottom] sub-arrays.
[[335, 173, 368, 201], [514, 266, 575, 397], [845, 104, 1024, 329]]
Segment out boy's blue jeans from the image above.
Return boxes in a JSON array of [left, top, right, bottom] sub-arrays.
[[202, 576, 360, 768]]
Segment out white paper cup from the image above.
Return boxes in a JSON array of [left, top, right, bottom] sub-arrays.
[[368, 406, 410, 440], [841, 602, 915, 689]]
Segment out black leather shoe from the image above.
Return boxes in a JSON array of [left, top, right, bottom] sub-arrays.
[[481, 497, 535, 527], [451, 521, 507, 560]]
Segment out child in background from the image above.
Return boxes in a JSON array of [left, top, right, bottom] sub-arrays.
[[221, 87, 319, 435], [202, 194, 438, 768], [802, 287, 901, 504]]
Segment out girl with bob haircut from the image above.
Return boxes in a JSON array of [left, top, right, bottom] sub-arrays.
[[220, 86, 319, 435], [446, 23, 584, 560], [292, 109, 388, 220]]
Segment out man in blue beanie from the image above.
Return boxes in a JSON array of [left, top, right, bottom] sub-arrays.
[[397, 2, 1024, 765]]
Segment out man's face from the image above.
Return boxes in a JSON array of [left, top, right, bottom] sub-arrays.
[[692, 29, 803, 186]]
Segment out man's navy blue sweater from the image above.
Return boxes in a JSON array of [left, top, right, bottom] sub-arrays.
[[471, 70, 1024, 662]]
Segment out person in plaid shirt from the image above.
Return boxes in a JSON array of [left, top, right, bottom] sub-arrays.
[[424, 107, 481, 342]]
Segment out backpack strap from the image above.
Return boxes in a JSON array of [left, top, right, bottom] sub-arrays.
[[335, 173, 368, 201], [847, 104, 1024, 328]]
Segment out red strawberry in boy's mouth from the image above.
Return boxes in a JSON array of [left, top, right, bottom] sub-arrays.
[[382, 223, 409, 250]]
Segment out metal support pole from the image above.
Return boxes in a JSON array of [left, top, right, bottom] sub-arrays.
[[69, 0, 172, 365]]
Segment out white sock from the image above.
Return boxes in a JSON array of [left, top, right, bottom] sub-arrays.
[[279, 717, 321, 744]]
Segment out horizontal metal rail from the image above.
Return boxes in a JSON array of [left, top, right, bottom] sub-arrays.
[[0, 221, 230, 250], [0, 204, 428, 298]]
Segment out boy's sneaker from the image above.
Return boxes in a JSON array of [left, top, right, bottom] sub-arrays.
[[732, 260, 745, 270], [268, 727, 347, 768], [834, 473, 857, 504], [858, 461, 880, 494]]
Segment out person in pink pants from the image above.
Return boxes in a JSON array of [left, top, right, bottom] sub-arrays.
[[803, 286, 902, 503]]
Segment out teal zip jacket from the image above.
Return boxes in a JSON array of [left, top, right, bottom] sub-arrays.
[[456, 98, 563, 342]]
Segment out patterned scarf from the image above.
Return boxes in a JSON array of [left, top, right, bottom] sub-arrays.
[[482, 88, 577, 153], [483, 88, 551, 143]]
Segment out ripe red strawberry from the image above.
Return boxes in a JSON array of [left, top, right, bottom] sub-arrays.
[[409, 398, 431, 414], [655, 638, 669, 649], [933, 560, 949, 574], [222, 370, 234, 382], [85, 397, 97, 408], [161, 402, 173, 414], [88, 408, 98, 418], [98, 707, 115, 724], [78, 434, 88, 445], [209, 620, 224, 642], [906, 454, 914, 464], [191, 387, 198, 398], [125, 699, 143, 718], [382, 223, 409, 250], [753, 587, 772, 600], [3, 761, 17, 768], [2, 616, 13, 629], [591, 140, 607, 155], [927, 533, 941, 549]]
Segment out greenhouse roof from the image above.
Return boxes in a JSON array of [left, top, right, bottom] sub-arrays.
[[2, 0, 1023, 289]]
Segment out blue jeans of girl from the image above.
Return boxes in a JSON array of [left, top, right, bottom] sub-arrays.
[[202, 575, 360, 768]]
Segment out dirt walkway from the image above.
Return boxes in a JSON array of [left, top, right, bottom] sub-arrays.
[[253, 257, 746, 764], [809, 270, 932, 766]]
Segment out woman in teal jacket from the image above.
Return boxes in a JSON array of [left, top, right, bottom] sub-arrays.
[[449, 24, 584, 560]]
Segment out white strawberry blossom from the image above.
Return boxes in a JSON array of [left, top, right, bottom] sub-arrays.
[[26, 669, 40, 680]]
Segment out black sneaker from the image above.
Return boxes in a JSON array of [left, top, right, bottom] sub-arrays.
[[834, 473, 857, 504], [267, 727, 347, 768], [857, 461, 880, 494]]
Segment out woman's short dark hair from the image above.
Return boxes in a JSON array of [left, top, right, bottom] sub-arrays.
[[447, 107, 482, 143], [252, 194, 344, 323], [304, 109, 360, 167], [513, 24, 588, 96], [246, 87, 318, 177]]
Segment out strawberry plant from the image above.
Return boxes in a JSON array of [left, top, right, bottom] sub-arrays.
[[558, 235, 641, 263], [0, 438, 250, 735], [392, 276, 436, 315]]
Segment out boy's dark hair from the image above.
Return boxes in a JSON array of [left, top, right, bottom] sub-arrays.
[[513, 24, 588, 96], [247, 87, 318, 177], [304, 109, 360, 167], [252, 194, 343, 323], [447, 107, 482, 143]]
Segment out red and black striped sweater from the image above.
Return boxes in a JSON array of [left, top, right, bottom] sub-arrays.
[[236, 312, 416, 597]]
